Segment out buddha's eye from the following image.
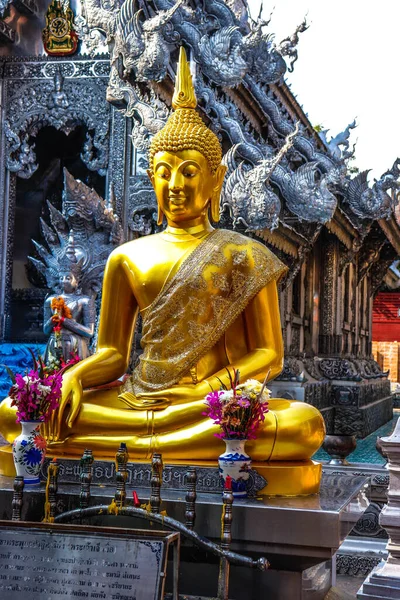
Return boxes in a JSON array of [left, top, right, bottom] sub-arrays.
[[183, 167, 198, 178], [156, 167, 171, 180]]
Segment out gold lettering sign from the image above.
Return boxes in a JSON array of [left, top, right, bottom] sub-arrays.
[[43, 0, 78, 56]]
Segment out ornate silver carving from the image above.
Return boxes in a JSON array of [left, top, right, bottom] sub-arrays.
[[80, 0, 305, 97], [282, 162, 338, 223], [318, 358, 361, 382], [75, 0, 122, 55], [275, 357, 305, 382], [319, 119, 357, 161], [221, 125, 297, 231], [277, 18, 308, 73], [242, 17, 286, 83], [0, 0, 11, 16], [113, 0, 185, 83], [29, 169, 124, 297], [5, 65, 110, 179], [345, 159, 400, 220], [128, 176, 157, 235]]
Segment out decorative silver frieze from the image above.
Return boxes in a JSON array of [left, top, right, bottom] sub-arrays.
[[4, 64, 110, 178], [78, 0, 306, 91]]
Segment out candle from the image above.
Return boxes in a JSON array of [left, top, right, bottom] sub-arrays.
[[224, 475, 232, 490]]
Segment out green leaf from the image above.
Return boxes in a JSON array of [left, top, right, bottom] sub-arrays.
[[0, 364, 16, 385], [225, 368, 234, 389], [216, 376, 227, 391], [27, 347, 38, 372], [38, 355, 45, 379]]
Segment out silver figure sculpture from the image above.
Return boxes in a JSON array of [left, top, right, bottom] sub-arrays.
[[29, 169, 124, 364], [42, 234, 95, 364]]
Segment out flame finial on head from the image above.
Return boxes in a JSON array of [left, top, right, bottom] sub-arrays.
[[148, 47, 222, 173], [172, 47, 197, 110]]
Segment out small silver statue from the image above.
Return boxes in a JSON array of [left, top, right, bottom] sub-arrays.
[[43, 233, 95, 365], [29, 168, 124, 367]]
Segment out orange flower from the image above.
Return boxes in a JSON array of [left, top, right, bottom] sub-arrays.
[[51, 296, 72, 319], [33, 435, 47, 451]]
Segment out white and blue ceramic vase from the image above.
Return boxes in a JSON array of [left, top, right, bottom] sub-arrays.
[[218, 439, 251, 498], [12, 421, 46, 484]]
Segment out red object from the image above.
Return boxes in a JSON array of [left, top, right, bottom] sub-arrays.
[[224, 475, 232, 490], [132, 491, 140, 507], [373, 293, 400, 341]]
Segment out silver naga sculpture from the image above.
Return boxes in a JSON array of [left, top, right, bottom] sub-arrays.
[[29, 169, 124, 365], [221, 124, 299, 231], [318, 119, 357, 162], [345, 158, 400, 220], [76, 0, 400, 229]]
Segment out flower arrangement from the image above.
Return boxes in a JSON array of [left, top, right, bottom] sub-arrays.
[[46, 351, 80, 375], [5, 352, 64, 423], [203, 369, 270, 440], [51, 296, 72, 348]]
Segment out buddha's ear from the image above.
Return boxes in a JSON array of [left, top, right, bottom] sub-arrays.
[[157, 205, 164, 226], [210, 165, 227, 223], [147, 169, 154, 187]]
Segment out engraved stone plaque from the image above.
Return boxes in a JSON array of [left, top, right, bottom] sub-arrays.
[[0, 523, 178, 600], [40, 459, 267, 495]]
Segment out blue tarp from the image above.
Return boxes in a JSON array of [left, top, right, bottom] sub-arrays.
[[0, 343, 46, 398]]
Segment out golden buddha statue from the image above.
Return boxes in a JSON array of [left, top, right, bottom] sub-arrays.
[[0, 49, 325, 495]]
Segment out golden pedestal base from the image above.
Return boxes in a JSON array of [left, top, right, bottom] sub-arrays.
[[0, 445, 14, 478], [0, 443, 321, 496], [253, 460, 322, 496]]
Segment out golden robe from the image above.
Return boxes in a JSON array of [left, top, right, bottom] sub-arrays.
[[125, 229, 287, 399]]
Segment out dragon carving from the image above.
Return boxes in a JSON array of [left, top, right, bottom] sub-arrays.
[[346, 159, 400, 220], [221, 125, 299, 231], [278, 18, 308, 73], [282, 162, 338, 224], [113, 0, 185, 83], [243, 17, 287, 83], [78, 0, 307, 87], [319, 119, 357, 161]]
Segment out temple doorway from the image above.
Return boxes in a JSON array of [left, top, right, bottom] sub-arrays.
[[10, 125, 105, 341]]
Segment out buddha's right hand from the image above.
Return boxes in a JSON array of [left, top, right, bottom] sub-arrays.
[[48, 370, 83, 441]]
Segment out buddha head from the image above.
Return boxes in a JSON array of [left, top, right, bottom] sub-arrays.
[[148, 48, 227, 226]]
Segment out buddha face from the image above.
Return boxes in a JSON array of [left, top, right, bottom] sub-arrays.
[[148, 150, 226, 226], [60, 272, 78, 294]]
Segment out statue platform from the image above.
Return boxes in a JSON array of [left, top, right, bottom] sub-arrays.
[[0, 471, 368, 599], [0, 445, 323, 496]]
